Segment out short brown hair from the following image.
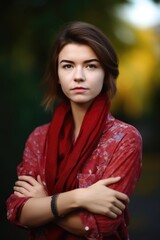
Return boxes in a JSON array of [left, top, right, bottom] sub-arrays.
[[43, 21, 119, 110]]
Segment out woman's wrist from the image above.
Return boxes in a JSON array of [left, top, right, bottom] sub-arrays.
[[72, 188, 87, 209], [55, 188, 86, 217], [51, 194, 60, 219]]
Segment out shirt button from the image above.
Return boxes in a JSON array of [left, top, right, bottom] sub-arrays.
[[85, 226, 90, 231]]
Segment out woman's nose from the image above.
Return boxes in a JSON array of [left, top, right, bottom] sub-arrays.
[[74, 67, 85, 82]]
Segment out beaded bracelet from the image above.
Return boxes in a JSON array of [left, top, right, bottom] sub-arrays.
[[51, 194, 59, 219]]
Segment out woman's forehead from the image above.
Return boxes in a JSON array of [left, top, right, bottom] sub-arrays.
[[58, 43, 98, 62]]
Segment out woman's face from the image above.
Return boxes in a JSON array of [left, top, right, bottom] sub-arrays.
[[58, 43, 105, 107]]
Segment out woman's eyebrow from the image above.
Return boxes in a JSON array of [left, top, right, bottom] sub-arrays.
[[59, 59, 99, 64], [59, 60, 74, 64], [84, 59, 99, 63]]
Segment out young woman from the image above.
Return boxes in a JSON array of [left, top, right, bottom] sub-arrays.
[[6, 21, 142, 240]]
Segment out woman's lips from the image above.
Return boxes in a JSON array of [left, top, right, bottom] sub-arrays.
[[71, 87, 88, 93]]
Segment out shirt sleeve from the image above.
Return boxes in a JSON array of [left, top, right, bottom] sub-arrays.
[[79, 126, 142, 239], [6, 125, 48, 227]]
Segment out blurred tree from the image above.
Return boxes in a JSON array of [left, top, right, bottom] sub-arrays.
[[112, 24, 160, 118]]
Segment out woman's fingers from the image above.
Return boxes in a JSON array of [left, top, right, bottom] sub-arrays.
[[104, 196, 126, 218], [14, 175, 48, 198], [115, 191, 129, 204], [114, 199, 126, 211], [37, 175, 43, 185], [14, 179, 33, 192], [82, 177, 129, 218], [13, 185, 31, 197], [14, 190, 26, 197], [18, 175, 39, 186], [98, 178, 129, 204], [109, 205, 122, 217], [107, 211, 117, 219], [99, 177, 121, 186]]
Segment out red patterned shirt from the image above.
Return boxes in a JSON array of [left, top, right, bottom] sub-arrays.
[[6, 113, 142, 240]]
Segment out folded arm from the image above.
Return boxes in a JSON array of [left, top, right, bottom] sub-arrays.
[[13, 175, 128, 236]]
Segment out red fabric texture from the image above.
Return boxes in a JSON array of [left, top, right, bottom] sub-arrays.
[[6, 94, 142, 239], [45, 94, 110, 195], [39, 94, 110, 239], [6, 112, 142, 239]]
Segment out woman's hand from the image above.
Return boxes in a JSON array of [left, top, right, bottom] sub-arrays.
[[14, 175, 48, 198], [14, 175, 128, 220], [77, 177, 129, 219]]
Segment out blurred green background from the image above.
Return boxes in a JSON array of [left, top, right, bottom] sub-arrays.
[[1, 0, 160, 239]]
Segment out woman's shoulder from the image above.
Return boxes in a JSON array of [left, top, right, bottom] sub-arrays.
[[105, 113, 142, 140], [31, 123, 50, 135], [26, 123, 51, 144]]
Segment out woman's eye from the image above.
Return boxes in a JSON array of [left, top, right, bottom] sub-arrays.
[[87, 64, 97, 69], [63, 64, 73, 69]]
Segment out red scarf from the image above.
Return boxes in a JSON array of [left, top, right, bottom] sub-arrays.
[[45, 94, 110, 195], [40, 95, 110, 239]]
